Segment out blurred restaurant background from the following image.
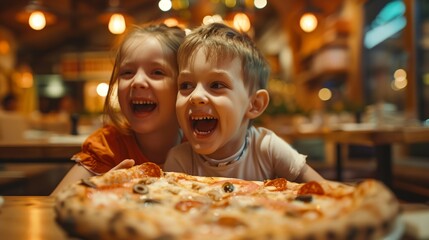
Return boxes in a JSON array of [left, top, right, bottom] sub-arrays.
[[0, 0, 428, 201]]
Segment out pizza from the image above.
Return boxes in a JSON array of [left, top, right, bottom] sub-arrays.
[[55, 162, 400, 240]]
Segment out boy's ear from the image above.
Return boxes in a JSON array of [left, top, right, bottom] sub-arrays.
[[246, 89, 269, 119]]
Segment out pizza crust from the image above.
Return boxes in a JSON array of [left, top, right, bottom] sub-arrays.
[[55, 163, 400, 240]]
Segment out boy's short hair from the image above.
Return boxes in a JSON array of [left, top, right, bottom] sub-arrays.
[[178, 23, 270, 94], [104, 23, 186, 134]]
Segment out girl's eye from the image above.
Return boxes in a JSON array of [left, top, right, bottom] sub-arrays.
[[119, 70, 134, 79], [211, 82, 227, 89]]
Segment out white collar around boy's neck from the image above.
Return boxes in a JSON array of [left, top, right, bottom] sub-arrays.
[[200, 134, 249, 167]]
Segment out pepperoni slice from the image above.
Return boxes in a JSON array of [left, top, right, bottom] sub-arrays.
[[298, 181, 325, 195], [137, 162, 162, 177], [264, 178, 287, 191], [175, 200, 204, 212], [216, 216, 247, 228]]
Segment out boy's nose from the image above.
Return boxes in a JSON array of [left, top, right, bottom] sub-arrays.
[[190, 95, 207, 105], [189, 86, 208, 105]]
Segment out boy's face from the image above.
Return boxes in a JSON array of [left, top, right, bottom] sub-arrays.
[[117, 35, 178, 134], [177, 48, 251, 159]]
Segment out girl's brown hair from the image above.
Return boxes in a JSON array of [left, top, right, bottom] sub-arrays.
[[103, 23, 185, 134]]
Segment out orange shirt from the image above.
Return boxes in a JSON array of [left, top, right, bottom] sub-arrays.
[[71, 125, 150, 174]]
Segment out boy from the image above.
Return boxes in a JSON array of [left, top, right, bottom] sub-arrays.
[[164, 23, 323, 182]]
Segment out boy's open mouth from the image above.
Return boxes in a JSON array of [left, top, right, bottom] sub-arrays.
[[191, 116, 218, 135], [131, 100, 157, 113]]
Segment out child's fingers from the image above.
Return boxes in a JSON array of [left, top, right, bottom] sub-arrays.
[[110, 159, 135, 171]]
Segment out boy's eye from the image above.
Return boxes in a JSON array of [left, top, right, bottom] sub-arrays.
[[179, 82, 193, 90], [211, 82, 227, 89], [152, 69, 165, 76]]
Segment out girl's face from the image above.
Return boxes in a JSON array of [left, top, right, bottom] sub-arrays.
[[176, 48, 251, 159], [117, 35, 177, 134]]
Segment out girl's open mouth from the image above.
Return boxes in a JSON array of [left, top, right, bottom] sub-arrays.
[[131, 100, 157, 113]]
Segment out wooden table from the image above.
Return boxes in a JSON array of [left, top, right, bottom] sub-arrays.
[[0, 196, 427, 240], [0, 196, 70, 239], [325, 125, 429, 188], [0, 135, 85, 163], [0, 137, 84, 195]]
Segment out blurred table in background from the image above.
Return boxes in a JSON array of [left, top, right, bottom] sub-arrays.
[[0, 131, 86, 162], [0, 132, 86, 195], [273, 123, 429, 188], [325, 124, 429, 188]]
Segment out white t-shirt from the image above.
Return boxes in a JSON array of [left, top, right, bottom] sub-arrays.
[[164, 126, 306, 181]]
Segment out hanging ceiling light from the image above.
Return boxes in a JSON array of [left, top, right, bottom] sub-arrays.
[[17, 0, 56, 30], [300, 13, 318, 33], [233, 12, 251, 32], [299, 0, 320, 33], [100, 0, 131, 35], [108, 13, 126, 34]]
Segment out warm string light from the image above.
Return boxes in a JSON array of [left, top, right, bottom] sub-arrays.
[[21, 0, 128, 33], [17, 0, 55, 30], [159, 0, 172, 12], [158, 0, 265, 30], [254, 0, 267, 9], [104, 0, 129, 34], [96, 83, 109, 97], [233, 13, 251, 32], [13, 65, 34, 89], [108, 13, 126, 34], [300, 12, 318, 33], [21, 0, 267, 32], [202, 15, 223, 25], [0, 40, 10, 55], [392, 68, 408, 91], [28, 10, 46, 30], [318, 88, 332, 101], [164, 18, 179, 27]]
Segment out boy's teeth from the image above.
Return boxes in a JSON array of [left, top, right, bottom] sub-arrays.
[[191, 115, 218, 134], [132, 100, 154, 104], [191, 116, 216, 120]]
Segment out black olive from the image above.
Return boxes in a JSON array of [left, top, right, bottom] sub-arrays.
[[133, 184, 149, 194], [222, 182, 235, 193], [295, 195, 313, 203]]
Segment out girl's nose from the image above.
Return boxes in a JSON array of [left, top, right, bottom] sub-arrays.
[[131, 71, 149, 89]]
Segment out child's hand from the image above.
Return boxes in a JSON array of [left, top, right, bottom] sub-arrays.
[[109, 159, 135, 172]]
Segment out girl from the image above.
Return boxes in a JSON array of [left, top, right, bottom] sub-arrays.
[[52, 23, 186, 195]]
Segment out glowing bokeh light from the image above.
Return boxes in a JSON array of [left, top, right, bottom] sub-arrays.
[[96, 83, 109, 97], [318, 88, 332, 101], [300, 13, 318, 33], [29, 11, 46, 30]]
